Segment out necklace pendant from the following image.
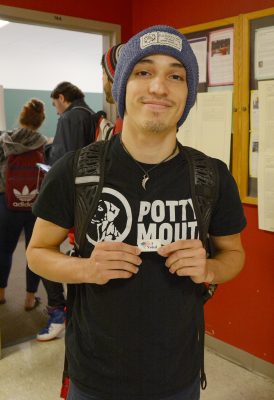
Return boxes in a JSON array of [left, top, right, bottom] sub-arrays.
[[142, 174, 149, 190]]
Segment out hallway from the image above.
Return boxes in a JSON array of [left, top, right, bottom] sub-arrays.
[[0, 337, 273, 400]]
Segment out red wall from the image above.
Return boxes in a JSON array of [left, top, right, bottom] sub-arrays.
[[205, 205, 274, 364], [132, 0, 274, 32], [2, 0, 274, 364]]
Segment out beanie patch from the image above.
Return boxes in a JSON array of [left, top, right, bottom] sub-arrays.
[[140, 31, 182, 51]]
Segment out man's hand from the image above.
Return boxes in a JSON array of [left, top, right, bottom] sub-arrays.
[[157, 240, 211, 284], [46, 136, 54, 144], [82, 241, 142, 285]]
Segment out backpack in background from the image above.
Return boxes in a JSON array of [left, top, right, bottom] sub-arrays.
[[71, 107, 115, 143], [5, 146, 45, 211], [95, 114, 115, 141]]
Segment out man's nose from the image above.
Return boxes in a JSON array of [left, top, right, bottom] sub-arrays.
[[148, 76, 168, 96]]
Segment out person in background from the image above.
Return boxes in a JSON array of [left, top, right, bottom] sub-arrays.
[[38, 82, 99, 341], [38, 81, 109, 341], [0, 98, 47, 310], [101, 43, 124, 133], [46, 81, 96, 165], [27, 25, 246, 400]]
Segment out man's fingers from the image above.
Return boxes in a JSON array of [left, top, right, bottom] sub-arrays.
[[96, 241, 141, 255], [158, 239, 202, 257], [165, 247, 205, 268], [92, 249, 142, 268]]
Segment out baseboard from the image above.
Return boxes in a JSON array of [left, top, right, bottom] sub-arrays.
[[205, 334, 274, 380]]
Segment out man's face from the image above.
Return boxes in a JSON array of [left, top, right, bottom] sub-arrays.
[[102, 69, 114, 104], [125, 54, 188, 133], [52, 95, 68, 115]]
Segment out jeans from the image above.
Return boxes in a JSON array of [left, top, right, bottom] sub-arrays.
[[0, 193, 40, 292], [67, 375, 200, 400], [41, 277, 66, 308]]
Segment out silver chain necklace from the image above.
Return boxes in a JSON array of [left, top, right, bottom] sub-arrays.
[[120, 138, 178, 190]]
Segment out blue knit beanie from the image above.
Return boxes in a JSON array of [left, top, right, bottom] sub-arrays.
[[112, 25, 199, 127]]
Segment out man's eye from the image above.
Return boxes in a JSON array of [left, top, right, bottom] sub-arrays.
[[170, 74, 184, 81], [136, 70, 150, 77]]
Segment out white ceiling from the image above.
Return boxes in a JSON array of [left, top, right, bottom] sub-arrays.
[[0, 21, 103, 92]]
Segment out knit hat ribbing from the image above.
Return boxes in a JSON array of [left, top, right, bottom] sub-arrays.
[[112, 25, 199, 127], [102, 44, 124, 83]]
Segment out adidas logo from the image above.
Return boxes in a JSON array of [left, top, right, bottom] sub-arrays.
[[13, 185, 38, 202]]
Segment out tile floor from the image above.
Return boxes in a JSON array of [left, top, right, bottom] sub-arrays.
[[0, 337, 273, 400]]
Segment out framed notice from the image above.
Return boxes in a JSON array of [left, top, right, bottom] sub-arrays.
[[208, 27, 234, 86]]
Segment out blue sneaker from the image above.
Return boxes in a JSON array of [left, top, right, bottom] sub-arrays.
[[37, 307, 65, 341]]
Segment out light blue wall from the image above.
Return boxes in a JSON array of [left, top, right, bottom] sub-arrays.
[[4, 89, 103, 137]]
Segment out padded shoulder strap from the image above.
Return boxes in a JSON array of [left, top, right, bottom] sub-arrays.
[[181, 144, 219, 303], [73, 140, 111, 256], [181, 145, 219, 247]]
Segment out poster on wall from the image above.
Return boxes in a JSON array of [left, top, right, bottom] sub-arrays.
[[194, 91, 232, 166], [188, 37, 207, 84], [258, 80, 274, 232], [177, 105, 197, 148], [0, 85, 6, 131], [208, 28, 234, 86], [255, 26, 274, 81]]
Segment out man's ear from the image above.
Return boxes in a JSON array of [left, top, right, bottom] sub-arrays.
[[59, 94, 65, 103]]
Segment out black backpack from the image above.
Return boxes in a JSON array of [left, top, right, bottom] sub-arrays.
[[62, 138, 219, 393]]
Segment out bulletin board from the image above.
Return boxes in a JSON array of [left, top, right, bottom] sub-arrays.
[[180, 8, 274, 209], [240, 10, 274, 203]]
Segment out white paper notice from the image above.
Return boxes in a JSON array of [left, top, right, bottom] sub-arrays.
[[189, 37, 207, 84], [0, 85, 6, 131], [249, 132, 259, 178], [177, 105, 197, 148], [208, 28, 234, 86], [258, 81, 274, 232], [255, 26, 274, 81], [195, 91, 233, 166]]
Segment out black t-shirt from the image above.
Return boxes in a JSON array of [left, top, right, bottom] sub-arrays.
[[33, 135, 246, 399]]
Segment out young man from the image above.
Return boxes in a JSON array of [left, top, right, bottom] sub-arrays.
[[27, 25, 246, 400]]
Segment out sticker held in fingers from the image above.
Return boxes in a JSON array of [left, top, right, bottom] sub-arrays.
[[138, 239, 162, 252]]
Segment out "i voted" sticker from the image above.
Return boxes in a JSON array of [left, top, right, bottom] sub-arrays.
[[137, 239, 162, 252]]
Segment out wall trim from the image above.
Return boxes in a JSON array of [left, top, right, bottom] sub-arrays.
[[205, 335, 274, 380]]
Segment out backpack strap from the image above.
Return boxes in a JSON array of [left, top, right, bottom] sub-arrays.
[[71, 107, 110, 143], [181, 144, 219, 390], [181, 145, 219, 244], [181, 144, 219, 299], [73, 140, 112, 256]]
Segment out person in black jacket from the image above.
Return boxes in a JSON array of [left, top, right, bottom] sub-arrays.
[[38, 82, 98, 341], [47, 81, 96, 166]]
